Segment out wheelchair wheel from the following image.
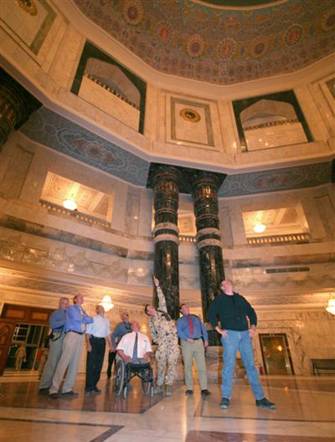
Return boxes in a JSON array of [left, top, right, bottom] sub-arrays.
[[141, 367, 153, 396], [114, 358, 125, 396]]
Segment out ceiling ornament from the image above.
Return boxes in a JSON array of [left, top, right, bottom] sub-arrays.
[[180, 108, 201, 123], [186, 34, 205, 58], [122, 0, 144, 26], [156, 22, 171, 44], [320, 8, 335, 32], [248, 36, 271, 59], [16, 0, 37, 16], [216, 38, 239, 59], [284, 24, 304, 46]]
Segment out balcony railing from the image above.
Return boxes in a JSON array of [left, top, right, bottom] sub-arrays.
[[247, 232, 310, 246]]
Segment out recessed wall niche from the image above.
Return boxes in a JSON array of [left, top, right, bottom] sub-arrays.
[[40, 172, 114, 222], [72, 41, 146, 133], [242, 202, 310, 246], [233, 90, 313, 152]]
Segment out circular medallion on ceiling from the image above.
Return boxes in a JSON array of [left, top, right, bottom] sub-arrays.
[[186, 34, 205, 58], [321, 8, 335, 32], [156, 23, 171, 44], [16, 0, 37, 16], [122, 0, 144, 26], [180, 108, 201, 123], [284, 24, 303, 46], [249, 36, 270, 58], [217, 38, 238, 59]]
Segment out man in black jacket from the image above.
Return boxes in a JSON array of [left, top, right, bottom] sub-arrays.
[[208, 280, 275, 410]]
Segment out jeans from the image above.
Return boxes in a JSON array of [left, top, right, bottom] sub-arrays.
[[221, 330, 264, 400]]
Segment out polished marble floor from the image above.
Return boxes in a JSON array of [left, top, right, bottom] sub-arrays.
[[0, 375, 334, 441]]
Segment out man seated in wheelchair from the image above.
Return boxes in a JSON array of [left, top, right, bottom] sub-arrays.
[[116, 321, 152, 368]]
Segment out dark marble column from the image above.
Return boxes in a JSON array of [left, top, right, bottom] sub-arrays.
[[0, 68, 40, 150], [149, 165, 181, 319], [191, 171, 226, 321]]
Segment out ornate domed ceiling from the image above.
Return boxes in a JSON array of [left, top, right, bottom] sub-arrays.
[[73, 0, 335, 85]]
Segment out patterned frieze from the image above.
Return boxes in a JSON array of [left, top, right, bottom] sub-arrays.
[[18, 108, 334, 196]]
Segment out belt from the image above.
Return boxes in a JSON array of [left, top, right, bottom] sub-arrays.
[[67, 330, 84, 335], [90, 336, 105, 339]]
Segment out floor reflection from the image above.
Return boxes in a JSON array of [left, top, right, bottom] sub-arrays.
[[0, 377, 162, 414]]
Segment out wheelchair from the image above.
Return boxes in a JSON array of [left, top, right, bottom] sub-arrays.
[[113, 356, 154, 398]]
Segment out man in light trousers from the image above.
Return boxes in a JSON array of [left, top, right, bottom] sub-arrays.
[[49, 294, 93, 398], [39, 297, 69, 393], [177, 303, 210, 397]]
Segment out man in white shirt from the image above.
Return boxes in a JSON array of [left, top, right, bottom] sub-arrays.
[[117, 321, 152, 365], [85, 305, 112, 394]]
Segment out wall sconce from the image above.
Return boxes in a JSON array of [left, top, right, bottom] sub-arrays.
[[99, 295, 114, 312], [326, 295, 335, 315]]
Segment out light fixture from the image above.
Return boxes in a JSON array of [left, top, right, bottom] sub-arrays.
[[326, 296, 335, 315], [253, 223, 266, 233], [99, 295, 114, 312], [63, 199, 77, 211]]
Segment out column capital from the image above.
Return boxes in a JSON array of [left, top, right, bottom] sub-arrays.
[[147, 163, 182, 191], [0, 68, 41, 148]]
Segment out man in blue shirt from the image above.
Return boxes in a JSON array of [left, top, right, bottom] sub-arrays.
[[107, 312, 131, 378], [177, 304, 210, 397], [49, 294, 93, 397], [39, 297, 69, 392]]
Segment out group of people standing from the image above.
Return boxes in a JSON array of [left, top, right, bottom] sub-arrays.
[[38, 277, 275, 410]]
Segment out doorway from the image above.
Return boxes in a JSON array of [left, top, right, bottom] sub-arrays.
[[6, 323, 49, 372], [259, 333, 294, 375]]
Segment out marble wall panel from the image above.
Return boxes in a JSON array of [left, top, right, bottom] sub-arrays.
[[0, 0, 56, 55], [255, 310, 335, 375], [78, 76, 140, 131], [315, 194, 335, 239], [125, 187, 141, 236], [164, 92, 222, 150], [245, 122, 307, 151], [0, 144, 34, 199]]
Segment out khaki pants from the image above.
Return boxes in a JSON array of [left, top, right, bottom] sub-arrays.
[[181, 339, 207, 390], [49, 332, 84, 394], [39, 333, 64, 389]]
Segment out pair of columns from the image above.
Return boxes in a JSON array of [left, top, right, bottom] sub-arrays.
[[149, 164, 226, 320]]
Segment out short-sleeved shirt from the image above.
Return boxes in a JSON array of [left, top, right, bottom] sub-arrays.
[[116, 331, 152, 358], [86, 315, 110, 338]]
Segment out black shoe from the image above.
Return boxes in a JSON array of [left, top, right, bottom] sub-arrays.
[[85, 389, 93, 395], [61, 391, 78, 397], [93, 387, 101, 394], [49, 393, 59, 399], [220, 397, 230, 409], [38, 388, 49, 395], [185, 389, 193, 395], [201, 389, 211, 397], [256, 398, 276, 410]]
